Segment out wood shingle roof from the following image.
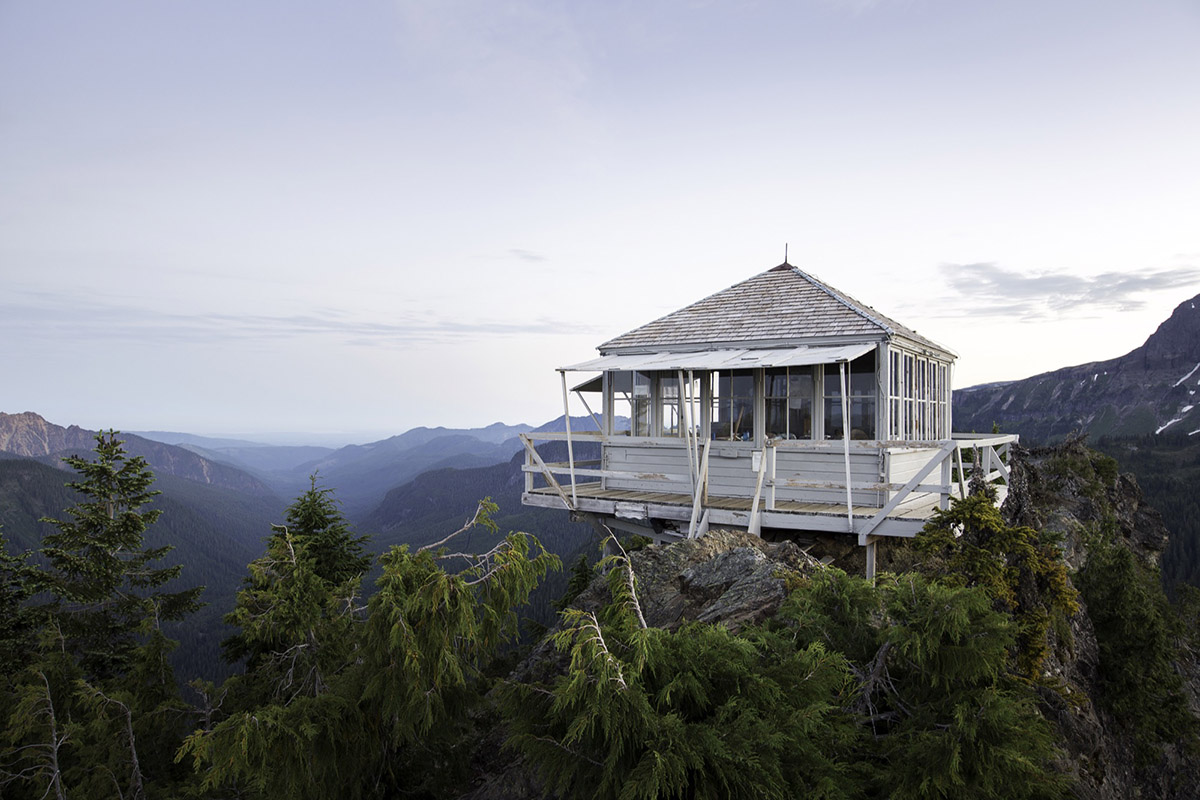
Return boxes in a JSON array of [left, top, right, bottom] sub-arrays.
[[599, 263, 950, 356]]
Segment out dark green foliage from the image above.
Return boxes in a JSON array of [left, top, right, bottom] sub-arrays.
[[914, 493, 1078, 681], [281, 474, 370, 585], [505, 547, 1067, 800], [221, 475, 367, 670], [2, 432, 200, 799], [503, 554, 859, 800], [1075, 533, 1198, 763], [181, 497, 559, 799], [554, 553, 595, 611], [782, 569, 1069, 800], [37, 431, 203, 680], [0, 527, 40, 675], [1093, 432, 1200, 599]]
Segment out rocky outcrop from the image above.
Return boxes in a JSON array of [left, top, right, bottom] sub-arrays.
[[1004, 438, 1199, 800], [589, 530, 812, 631]]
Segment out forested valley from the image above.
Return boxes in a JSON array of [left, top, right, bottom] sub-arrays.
[[2, 432, 1199, 799]]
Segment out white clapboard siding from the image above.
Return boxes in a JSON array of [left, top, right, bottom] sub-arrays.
[[773, 448, 884, 506]]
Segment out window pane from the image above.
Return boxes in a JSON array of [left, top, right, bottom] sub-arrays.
[[825, 397, 844, 439], [712, 370, 755, 441], [766, 398, 788, 438], [610, 371, 632, 435], [660, 375, 680, 436], [632, 372, 651, 436]]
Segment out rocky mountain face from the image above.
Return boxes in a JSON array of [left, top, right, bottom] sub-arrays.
[[1004, 440, 1198, 799], [465, 439, 1200, 800], [954, 294, 1200, 441], [0, 411, 276, 497]]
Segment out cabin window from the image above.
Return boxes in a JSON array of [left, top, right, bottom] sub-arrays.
[[886, 348, 949, 440], [657, 373, 701, 438], [711, 369, 755, 441], [765, 367, 813, 439], [609, 371, 652, 436], [823, 353, 876, 440]]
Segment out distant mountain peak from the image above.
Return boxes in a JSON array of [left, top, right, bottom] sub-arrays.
[[0, 411, 276, 496], [954, 292, 1200, 441]]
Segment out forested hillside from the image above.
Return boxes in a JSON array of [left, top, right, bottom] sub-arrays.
[[1092, 433, 1200, 598], [0, 456, 284, 680], [2, 432, 1197, 799]]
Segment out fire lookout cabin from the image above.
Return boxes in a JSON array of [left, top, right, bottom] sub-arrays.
[[520, 263, 1016, 576]]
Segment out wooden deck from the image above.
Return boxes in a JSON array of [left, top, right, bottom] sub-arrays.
[[523, 481, 941, 539]]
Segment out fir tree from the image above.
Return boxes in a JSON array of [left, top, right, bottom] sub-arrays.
[[0, 526, 41, 676], [3, 433, 200, 799], [503, 545, 861, 800], [181, 498, 558, 799], [279, 473, 370, 586], [37, 430, 203, 680]]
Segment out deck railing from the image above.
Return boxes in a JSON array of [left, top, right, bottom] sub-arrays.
[[519, 431, 1018, 540]]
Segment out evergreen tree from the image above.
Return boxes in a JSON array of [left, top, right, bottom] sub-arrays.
[[502, 547, 861, 800], [279, 473, 370, 586], [914, 492, 1078, 681], [221, 474, 368, 670], [37, 430, 203, 680], [0, 526, 41, 675], [3, 432, 201, 799], [181, 498, 558, 798], [781, 569, 1069, 799], [1076, 534, 1198, 763]]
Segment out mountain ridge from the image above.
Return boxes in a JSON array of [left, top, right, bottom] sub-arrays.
[[954, 293, 1200, 441]]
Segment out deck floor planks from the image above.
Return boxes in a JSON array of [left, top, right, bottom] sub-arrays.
[[529, 484, 940, 521]]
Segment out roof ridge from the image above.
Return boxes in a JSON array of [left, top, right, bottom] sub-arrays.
[[786, 265, 895, 336]]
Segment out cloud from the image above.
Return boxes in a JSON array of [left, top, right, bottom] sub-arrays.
[[508, 248, 547, 262], [934, 262, 1200, 320], [1, 292, 598, 347]]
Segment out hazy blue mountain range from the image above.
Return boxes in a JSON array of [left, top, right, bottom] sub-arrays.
[[954, 293, 1200, 441], [0, 412, 610, 678]]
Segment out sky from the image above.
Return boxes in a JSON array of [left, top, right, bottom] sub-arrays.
[[3, 0, 1199, 444]]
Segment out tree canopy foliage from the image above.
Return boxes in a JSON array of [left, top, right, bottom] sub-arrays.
[[3, 435, 1198, 798]]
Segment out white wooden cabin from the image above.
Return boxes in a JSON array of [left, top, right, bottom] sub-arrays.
[[520, 263, 1016, 576]]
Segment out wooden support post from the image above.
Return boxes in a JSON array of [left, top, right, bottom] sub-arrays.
[[559, 370, 577, 508], [688, 440, 711, 539], [954, 444, 967, 499], [679, 369, 696, 494], [865, 536, 877, 583], [939, 448, 952, 510], [749, 445, 769, 537], [840, 361, 854, 532]]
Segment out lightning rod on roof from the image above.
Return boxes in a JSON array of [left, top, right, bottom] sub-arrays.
[[784, 243, 788, 264]]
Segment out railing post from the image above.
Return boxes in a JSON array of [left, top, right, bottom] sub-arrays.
[[749, 445, 769, 537], [940, 445, 952, 510], [525, 443, 533, 494], [767, 444, 777, 511], [559, 370, 577, 508]]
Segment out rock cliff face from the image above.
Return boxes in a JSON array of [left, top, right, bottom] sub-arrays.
[[1003, 438, 1199, 800], [0, 411, 276, 497], [466, 439, 1199, 800], [954, 294, 1200, 441]]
